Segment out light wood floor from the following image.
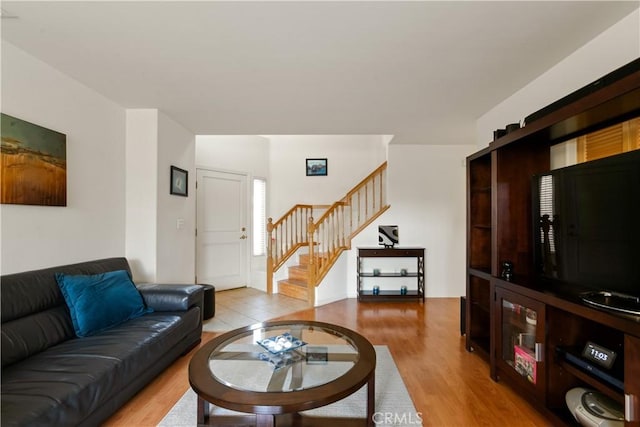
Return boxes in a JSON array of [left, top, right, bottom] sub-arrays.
[[104, 297, 551, 426]]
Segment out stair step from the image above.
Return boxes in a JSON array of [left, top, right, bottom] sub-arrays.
[[298, 253, 328, 266], [278, 279, 308, 301], [288, 264, 309, 282], [299, 254, 311, 265]]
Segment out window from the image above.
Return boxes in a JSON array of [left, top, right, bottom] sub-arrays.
[[253, 178, 267, 256], [538, 175, 555, 254], [577, 117, 639, 162]]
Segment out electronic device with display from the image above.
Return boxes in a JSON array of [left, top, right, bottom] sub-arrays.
[[556, 341, 623, 391], [582, 341, 617, 370]]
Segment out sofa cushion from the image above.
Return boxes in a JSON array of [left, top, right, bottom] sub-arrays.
[[55, 270, 152, 337], [0, 309, 201, 427], [1, 258, 132, 368], [1, 306, 75, 368]]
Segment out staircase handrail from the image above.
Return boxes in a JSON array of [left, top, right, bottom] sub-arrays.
[[344, 162, 388, 202], [269, 204, 313, 229]]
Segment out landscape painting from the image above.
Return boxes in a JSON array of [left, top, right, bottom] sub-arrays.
[[1, 113, 67, 206], [306, 158, 328, 176]]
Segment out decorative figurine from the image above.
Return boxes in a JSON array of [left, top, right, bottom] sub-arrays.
[[501, 261, 514, 281]]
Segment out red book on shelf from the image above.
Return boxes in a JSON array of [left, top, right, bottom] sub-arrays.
[[514, 345, 537, 384]]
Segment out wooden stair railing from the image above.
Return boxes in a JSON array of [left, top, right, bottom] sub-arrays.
[[267, 162, 389, 305], [266, 204, 313, 294]]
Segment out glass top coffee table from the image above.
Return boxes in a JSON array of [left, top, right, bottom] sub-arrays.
[[189, 320, 376, 427]]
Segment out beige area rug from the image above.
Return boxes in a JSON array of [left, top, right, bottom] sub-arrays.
[[158, 346, 422, 427]]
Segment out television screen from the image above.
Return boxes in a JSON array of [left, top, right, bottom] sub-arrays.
[[378, 225, 399, 248], [533, 149, 640, 299]]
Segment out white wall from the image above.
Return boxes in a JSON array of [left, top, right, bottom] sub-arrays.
[[126, 110, 196, 283], [345, 144, 475, 298], [196, 135, 270, 177], [316, 251, 350, 306], [1, 43, 195, 281], [125, 110, 158, 281], [550, 139, 578, 170], [476, 9, 640, 147], [268, 135, 387, 218], [1, 41, 126, 274], [156, 111, 196, 283]]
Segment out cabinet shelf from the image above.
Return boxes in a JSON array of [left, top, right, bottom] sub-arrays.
[[359, 290, 422, 297], [502, 310, 537, 332], [360, 272, 418, 278], [357, 247, 425, 302], [471, 224, 491, 229], [471, 186, 492, 193], [468, 268, 492, 279], [557, 357, 623, 403]]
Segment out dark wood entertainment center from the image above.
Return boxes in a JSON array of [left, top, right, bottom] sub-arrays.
[[465, 61, 640, 425]]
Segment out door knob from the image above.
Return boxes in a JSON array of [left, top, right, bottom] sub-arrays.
[[240, 235, 247, 240]]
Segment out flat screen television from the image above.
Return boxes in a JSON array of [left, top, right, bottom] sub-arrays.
[[532, 149, 640, 315]]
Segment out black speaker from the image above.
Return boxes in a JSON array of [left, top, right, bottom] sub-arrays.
[[524, 58, 640, 125], [460, 296, 466, 336]]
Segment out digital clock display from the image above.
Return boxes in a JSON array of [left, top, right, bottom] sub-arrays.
[[581, 341, 617, 370]]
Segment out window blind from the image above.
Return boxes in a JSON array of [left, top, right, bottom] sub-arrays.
[[577, 117, 639, 162], [253, 178, 267, 256], [538, 175, 555, 253]]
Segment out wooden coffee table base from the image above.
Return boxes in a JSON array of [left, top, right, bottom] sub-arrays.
[[196, 374, 375, 427]]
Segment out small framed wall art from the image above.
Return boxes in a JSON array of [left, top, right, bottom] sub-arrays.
[[306, 158, 327, 176], [170, 166, 188, 197]]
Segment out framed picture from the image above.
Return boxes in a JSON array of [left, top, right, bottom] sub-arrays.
[[170, 166, 188, 197], [1, 113, 67, 206], [306, 158, 327, 176]]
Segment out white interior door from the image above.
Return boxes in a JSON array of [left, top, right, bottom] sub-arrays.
[[196, 169, 248, 290]]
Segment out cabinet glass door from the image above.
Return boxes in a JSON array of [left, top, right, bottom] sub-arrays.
[[495, 287, 545, 399]]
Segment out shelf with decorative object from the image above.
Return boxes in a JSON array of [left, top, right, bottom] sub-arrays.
[[357, 247, 424, 302]]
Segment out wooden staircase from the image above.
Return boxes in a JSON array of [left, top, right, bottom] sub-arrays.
[[267, 163, 389, 306], [278, 254, 312, 301]]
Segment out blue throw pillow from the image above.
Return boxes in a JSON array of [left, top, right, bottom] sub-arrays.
[[55, 270, 152, 337]]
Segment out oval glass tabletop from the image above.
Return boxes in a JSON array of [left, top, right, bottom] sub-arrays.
[[208, 322, 360, 392]]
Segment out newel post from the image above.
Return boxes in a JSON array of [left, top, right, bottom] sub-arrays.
[[266, 218, 274, 295], [307, 217, 316, 307]]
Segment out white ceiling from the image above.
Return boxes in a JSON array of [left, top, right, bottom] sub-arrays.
[[1, 1, 638, 145]]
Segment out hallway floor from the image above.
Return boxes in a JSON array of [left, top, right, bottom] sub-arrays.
[[202, 287, 310, 332]]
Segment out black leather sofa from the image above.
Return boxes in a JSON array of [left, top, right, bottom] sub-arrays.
[[1, 257, 203, 426]]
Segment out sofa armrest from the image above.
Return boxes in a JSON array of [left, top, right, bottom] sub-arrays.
[[136, 284, 203, 312]]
